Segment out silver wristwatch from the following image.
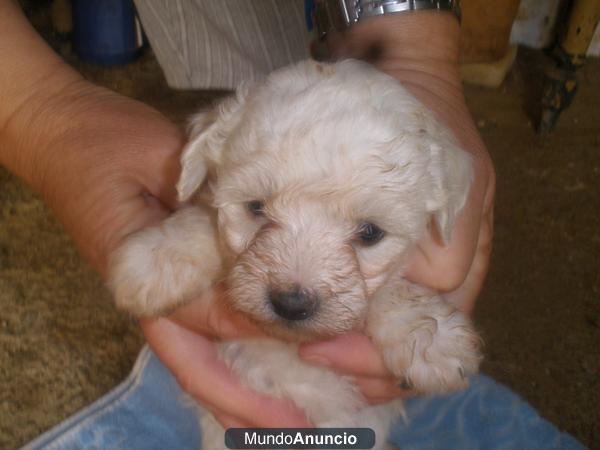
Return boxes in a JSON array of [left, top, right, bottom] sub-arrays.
[[314, 0, 461, 40]]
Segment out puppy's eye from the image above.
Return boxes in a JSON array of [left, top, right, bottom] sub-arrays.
[[357, 222, 385, 246], [247, 200, 265, 217]]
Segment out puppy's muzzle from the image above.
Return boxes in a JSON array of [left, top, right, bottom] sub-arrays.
[[269, 285, 318, 321]]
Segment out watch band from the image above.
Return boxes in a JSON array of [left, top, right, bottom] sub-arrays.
[[314, 0, 461, 40]]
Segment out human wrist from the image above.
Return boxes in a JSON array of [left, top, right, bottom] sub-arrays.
[[1, 72, 182, 272], [357, 15, 483, 156], [0, 0, 88, 189], [339, 11, 461, 81], [0, 65, 87, 191], [330, 11, 468, 136], [363, 12, 460, 62]]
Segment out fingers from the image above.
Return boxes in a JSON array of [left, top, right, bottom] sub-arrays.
[[168, 284, 265, 340], [444, 190, 494, 313], [402, 158, 489, 295], [353, 376, 411, 405], [141, 318, 311, 428], [299, 333, 388, 378], [403, 188, 482, 294], [403, 151, 494, 291], [404, 155, 495, 314], [211, 410, 252, 429], [299, 333, 412, 404]]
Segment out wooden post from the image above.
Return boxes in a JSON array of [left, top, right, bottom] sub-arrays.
[[460, 0, 522, 63]]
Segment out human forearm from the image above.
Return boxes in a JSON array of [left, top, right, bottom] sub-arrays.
[[0, 0, 182, 272], [0, 0, 84, 187], [1, 1, 315, 430]]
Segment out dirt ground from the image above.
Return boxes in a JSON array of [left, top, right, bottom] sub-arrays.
[[1, 11, 599, 450]]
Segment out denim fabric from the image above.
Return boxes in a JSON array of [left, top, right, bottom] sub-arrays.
[[390, 377, 585, 450], [22, 345, 586, 450]]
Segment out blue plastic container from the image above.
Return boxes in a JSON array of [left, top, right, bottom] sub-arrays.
[[72, 0, 143, 65]]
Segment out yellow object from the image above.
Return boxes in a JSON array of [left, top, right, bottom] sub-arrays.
[[460, 45, 518, 88], [562, 0, 600, 65]]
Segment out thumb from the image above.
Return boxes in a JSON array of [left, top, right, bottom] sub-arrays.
[[299, 332, 389, 378], [141, 318, 311, 428], [168, 284, 265, 340]]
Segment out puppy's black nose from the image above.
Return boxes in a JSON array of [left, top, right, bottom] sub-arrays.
[[269, 286, 316, 321]]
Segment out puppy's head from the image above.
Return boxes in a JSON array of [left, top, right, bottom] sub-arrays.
[[177, 60, 472, 341]]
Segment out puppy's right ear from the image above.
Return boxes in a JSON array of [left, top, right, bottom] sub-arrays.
[[176, 110, 219, 202], [177, 88, 248, 202]]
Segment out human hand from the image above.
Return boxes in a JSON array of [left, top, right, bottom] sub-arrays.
[[0, 1, 309, 429], [302, 12, 495, 402], [20, 87, 310, 428], [142, 284, 311, 428], [10, 84, 310, 428], [325, 12, 495, 313]]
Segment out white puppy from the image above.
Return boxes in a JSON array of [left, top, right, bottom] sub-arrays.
[[109, 59, 482, 450]]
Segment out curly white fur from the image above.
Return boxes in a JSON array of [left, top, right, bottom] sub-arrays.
[[109, 59, 482, 450]]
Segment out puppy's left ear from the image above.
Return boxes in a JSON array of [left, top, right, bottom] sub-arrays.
[[177, 87, 249, 202], [426, 139, 473, 244]]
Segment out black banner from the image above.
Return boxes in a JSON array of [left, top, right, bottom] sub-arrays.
[[224, 428, 376, 449]]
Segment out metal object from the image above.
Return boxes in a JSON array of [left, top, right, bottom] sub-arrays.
[[314, 0, 460, 40], [539, 0, 600, 134], [345, 0, 460, 24]]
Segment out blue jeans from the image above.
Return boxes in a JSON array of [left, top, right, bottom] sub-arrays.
[[22, 346, 586, 450]]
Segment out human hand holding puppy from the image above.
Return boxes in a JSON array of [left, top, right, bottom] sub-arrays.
[[0, 0, 309, 430], [1, 1, 493, 429], [299, 12, 495, 404]]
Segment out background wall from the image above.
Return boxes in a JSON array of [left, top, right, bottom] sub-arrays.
[[510, 0, 600, 55]]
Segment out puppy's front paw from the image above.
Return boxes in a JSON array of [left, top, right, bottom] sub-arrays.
[[109, 230, 201, 316], [388, 311, 482, 394], [108, 207, 222, 317], [370, 289, 482, 394]]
